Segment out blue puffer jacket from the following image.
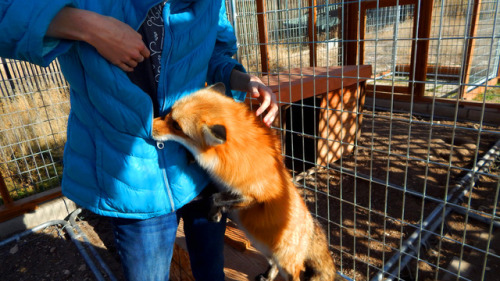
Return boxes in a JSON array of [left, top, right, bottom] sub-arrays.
[[0, 0, 246, 219]]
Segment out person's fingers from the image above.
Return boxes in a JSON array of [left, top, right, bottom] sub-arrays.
[[126, 59, 138, 68], [263, 102, 279, 126], [250, 87, 260, 98], [118, 62, 134, 72], [255, 90, 271, 117], [139, 45, 151, 59]]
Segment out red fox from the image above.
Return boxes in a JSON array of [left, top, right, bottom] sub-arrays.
[[152, 83, 336, 281]]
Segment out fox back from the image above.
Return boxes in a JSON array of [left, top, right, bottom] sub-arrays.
[[152, 83, 286, 201]]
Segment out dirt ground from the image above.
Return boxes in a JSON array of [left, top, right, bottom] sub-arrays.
[[293, 110, 500, 280], [0, 210, 124, 281], [0, 110, 499, 281]]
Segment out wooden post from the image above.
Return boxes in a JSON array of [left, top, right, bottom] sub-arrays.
[[0, 171, 13, 205], [1, 58, 15, 91], [459, 0, 481, 99], [497, 54, 500, 79], [256, 0, 270, 74], [343, 3, 359, 65], [317, 83, 366, 166], [409, 0, 433, 97], [359, 6, 366, 65], [308, 0, 318, 67]]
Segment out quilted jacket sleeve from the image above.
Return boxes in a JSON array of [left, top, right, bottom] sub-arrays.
[[206, 0, 246, 102], [0, 0, 76, 66]]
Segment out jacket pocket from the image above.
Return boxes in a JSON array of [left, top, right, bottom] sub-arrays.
[[95, 130, 169, 214]]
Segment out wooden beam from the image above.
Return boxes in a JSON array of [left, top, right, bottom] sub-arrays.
[[317, 83, 367, 165], [0, 188, 62, 223], [459, 0, 482, 98], [367, 84, 410, 94], [0, 171, 13, 205], [365, 92, 500, 125], [396, 64, 462, 79], [256, 0, 270, 74], [409, 0, 434, 97], [308, 0, 318, 67], [343, 3, 359, 65], [497, 53, 500, 79], [361, 0, 417, 10], [359, 5, 366, 65], [366, 91, 500, 110], [250, 65, 372, 104]]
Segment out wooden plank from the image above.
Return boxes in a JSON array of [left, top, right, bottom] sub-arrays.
[[317, 83, 366, 165], [367, 84, 410, 94], [365, 92, 500, 125], [396, 64, 462, 79], [366, 91, 500, 110], [361, 0, 417, 10], [0, 188, 62, 223], [459, 0, 482, 98], [497, 52, 500, 79], [170, 243, 195, 281], [0, 171, 13, 205], [258, 65, 372, 104], [175, 219, 270, 281], [308, 0, 318, 67], [255, 66, 371, 165], [247, 65, 372, 170], [256, 0, 270, 74]]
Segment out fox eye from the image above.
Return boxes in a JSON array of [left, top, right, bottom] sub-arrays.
[[172, 120, 182, 131]]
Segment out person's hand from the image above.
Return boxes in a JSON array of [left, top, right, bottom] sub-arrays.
[[85, 16, 150, 72], [247, 75, 279, 127], [230, 70, 279, 127], [47, 7, 150, 72]]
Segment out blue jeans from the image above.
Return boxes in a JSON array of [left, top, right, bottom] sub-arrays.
[[110, 185, 227, 281]]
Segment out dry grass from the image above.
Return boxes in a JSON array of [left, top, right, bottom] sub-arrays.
[[0, 60, 70, 202]]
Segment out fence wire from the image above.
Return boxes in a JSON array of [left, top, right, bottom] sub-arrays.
[[1, 0, 500, 280], [0, 58, 69, 204], [235, 0, 500, 280]]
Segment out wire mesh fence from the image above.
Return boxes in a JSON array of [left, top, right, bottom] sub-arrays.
[[236, 0, 500, 280], [1, 0, 499, 280], [0, 58, 69, 205]]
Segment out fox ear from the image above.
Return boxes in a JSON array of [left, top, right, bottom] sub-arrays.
[[202, 124, 227, 146], [208, 82, 226, 95]]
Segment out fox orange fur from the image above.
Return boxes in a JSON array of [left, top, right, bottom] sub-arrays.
[[152, 83, 336, 281]]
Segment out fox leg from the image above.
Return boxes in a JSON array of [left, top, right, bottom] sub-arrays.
[[255, 258, 279, 281], [304, 259, 321, 281], [208, 191, 245, 222], [303, 222, 336, 281]]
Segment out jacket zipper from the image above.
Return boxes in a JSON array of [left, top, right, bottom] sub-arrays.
[[155, 1, 176, 213], [157, 141, 176, 212], [158, 1, 174, 115]]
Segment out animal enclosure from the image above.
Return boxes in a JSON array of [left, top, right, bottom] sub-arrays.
[[1, 0, 500, 280]]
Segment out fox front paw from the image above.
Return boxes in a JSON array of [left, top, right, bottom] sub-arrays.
[[255, 273, 269, 281], [208, 206, 223, 223]]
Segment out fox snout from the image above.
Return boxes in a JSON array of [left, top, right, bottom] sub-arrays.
[[152, 116, 170, 140]]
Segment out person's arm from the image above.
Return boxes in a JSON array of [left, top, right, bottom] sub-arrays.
[[0, 0, 75, 66], [207, 1, 278, 126], [47, 7, 150, 72], [230, 69, 278, 127]]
